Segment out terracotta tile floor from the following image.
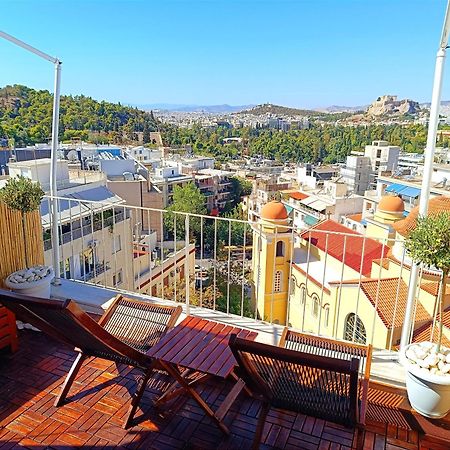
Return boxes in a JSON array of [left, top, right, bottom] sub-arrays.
[[0, 331, 449, 449]]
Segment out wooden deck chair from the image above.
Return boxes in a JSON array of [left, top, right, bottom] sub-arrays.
[[0, 290, 181, 428], [229, 334, 360, 450], [279, 328, 372, 424]]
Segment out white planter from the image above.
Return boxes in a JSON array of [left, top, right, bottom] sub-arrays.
[[4, 266, 54, 299], [401, 343, 450, 419]]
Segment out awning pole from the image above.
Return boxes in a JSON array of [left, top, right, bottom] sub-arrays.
[[50, 61, 62, 285]]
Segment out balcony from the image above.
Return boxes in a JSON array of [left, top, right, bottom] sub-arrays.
[[0, 194, 449, 448]]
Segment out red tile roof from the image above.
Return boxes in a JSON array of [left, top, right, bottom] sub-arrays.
[[289, 191, 309, 201], [301, 220, 389, 276], [411, 307, 450, 347], [358, 278, 431, 329]]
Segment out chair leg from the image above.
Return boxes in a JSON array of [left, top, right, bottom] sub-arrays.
[[354, 424, 365, 450], [123, 368, 153, 429], [54, 352, 86, 407], [251, 402, 270, 450]]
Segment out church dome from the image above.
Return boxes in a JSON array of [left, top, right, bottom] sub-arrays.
[[260, 201, 288, 221], [378, 195, 405, 214]]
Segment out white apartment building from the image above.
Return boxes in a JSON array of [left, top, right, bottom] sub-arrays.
[[7, 159, 134, 290], [340, 155, 374, 195], [282, 179, 364, 230], [364, 140, 400, 172]]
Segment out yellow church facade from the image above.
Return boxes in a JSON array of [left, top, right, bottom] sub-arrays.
[[252, 196, 450, 350]]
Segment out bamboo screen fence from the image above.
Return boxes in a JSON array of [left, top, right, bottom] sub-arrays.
[[0, 202, 44, 285]]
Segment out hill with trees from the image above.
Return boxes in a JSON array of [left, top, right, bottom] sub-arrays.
[[0, 84, 158, 146]]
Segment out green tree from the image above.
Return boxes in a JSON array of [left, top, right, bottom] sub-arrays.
[[404, 213, 450, 352], [164, 182, 207, 237]]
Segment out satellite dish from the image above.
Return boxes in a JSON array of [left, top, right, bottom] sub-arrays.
[[67, 150, 78, 162]]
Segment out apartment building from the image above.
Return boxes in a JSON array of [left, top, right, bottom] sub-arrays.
[[364, 140, 400, 172], [340, 155, 374, 195], [7, 158, 134, 290], [281, 179, 364, 230]]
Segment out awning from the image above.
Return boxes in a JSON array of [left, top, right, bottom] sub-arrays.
[[40, 186, 124, 227], [307, 199, 328, 212], [304, 214, 319, 226], [399, 186, 420, 198], [285, 205, 294, 214], [385, 183, 405, 193]]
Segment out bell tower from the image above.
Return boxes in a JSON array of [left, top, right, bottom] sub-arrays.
[[251, 200, 292, 324]]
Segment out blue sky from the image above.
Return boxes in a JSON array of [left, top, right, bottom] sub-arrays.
[[1, 0, 449, 108]]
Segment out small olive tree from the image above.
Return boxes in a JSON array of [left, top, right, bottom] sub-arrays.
[[0, 176, 44, 269], [404, 212, 450, 352]]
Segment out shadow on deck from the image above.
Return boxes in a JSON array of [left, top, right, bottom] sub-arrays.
[[0, 331, 449, 450]]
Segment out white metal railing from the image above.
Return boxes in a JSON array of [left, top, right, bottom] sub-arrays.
[[42, 194, 439, 353]]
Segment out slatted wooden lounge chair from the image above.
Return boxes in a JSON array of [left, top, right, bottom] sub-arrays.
[[229, 334, 361, 450], [279, 328, 372, 424], [0, 290, 182, 428]]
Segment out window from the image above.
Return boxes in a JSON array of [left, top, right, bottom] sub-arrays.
[[324, 305, 330, 328], [112, 235, 121, 254], [113, 269, 123, 287], [344, 313, 367, 344], [276, 240, 285, 257], [274, 270, 282, 292], [59, 257, 71, 279], [312, 294, 320, 318], [300, 284, 307, 304], [290, 276, 296, 295]]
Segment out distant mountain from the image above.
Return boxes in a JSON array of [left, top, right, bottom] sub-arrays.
[[132, 103, 254, 113]]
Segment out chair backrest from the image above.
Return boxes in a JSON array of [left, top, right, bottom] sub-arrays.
[[229, 334, 360, 427], [0, 289, 152, 368], [279, 328, 372, 383], [99, 295, 182, 353]]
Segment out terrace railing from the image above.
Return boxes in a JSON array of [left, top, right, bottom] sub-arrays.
[[42, 194, 434, 353]]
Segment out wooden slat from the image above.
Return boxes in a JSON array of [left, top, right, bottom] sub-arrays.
[[147, 316, 199, 359], [170, 319, 220, 366], [180, 321, 228, 369]]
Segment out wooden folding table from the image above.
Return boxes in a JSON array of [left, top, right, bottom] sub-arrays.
[[147, 316, 258, 434]]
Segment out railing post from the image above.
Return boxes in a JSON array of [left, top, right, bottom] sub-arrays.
[[185, 214, 190, 316]]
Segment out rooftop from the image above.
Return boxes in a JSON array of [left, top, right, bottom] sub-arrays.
[[301, 220, 388, 276], [1, 329, 449, 449]]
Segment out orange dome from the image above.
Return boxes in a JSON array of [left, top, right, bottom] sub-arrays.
[[393, 195, 450, 236], [378, 195, 404, 213], [260, 201, 288, 220]]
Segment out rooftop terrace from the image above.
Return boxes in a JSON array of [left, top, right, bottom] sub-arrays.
[[1, 330, 449, 450]]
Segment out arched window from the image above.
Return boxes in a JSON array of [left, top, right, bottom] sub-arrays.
[[300, 284, 307, 304], [324, 305, 330, 328], [344, 313, 367, 344], [274, 270, 282, 292], [276, 240, 285, 257], [290, 276, 296, 295], [312, 294, 320, 318]]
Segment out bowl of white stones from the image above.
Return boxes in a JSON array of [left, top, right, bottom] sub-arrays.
[[4, 265, 54, 299], [401, 342, 450, 419]]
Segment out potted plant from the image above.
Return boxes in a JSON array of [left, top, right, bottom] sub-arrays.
[[400, 212, 450, 419], [1, 176, 54, 298]]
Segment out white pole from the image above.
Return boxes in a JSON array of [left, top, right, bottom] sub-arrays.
[[400, 1, 450, 350], [0, 31, 62, 285], [50, 61, 62, 285], [185, 215, 190, 316]]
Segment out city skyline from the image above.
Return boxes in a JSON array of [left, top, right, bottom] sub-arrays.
[[1, 0, 449, 109]]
